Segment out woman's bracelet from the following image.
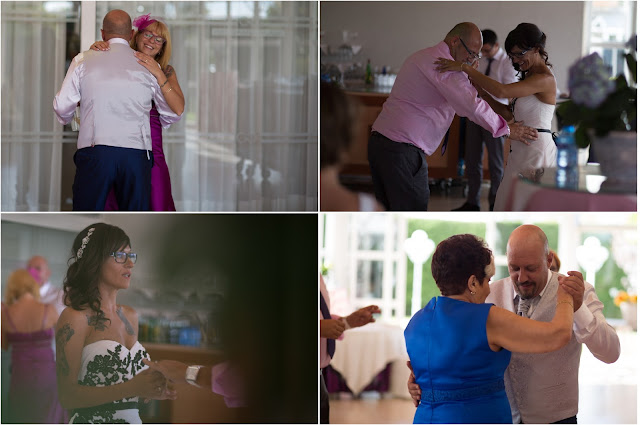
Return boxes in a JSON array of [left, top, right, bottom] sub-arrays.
[[163, 85, 173, 94], [557, 300, 574, 308], [160, 79, 169, 89]]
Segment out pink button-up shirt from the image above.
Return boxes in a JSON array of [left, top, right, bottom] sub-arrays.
[[372, 41, 509, 155]]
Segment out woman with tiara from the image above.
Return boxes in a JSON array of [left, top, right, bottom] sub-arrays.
[[56, 223, 175, 423]]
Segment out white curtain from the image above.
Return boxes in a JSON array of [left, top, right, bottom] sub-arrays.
[[1, 2, 79, 211], [95, 1, 318, 211]]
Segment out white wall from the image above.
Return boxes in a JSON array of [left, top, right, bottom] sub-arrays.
[[321, 1, 584, 92]]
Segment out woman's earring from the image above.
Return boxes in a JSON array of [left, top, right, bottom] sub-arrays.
[[470, 291, 476, 295]]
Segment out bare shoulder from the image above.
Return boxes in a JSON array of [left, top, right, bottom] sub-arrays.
[[56, 307, 90, 343], [119, 305, 139, 324], [57, 307, 88, 331]]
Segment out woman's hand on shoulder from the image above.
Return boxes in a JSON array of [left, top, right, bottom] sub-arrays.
[[434, 57, 465, 73], [134, 51, 164, 79], [90, 41, 110, 51]]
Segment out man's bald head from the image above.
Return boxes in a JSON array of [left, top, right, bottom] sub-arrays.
[[507, 225, 549, 258], [444, 22, 483, 64], [27, 255, 51, 286], [445, 22, 482, 44], [506, 225, 553, 300], [102, 10, 133, 41]]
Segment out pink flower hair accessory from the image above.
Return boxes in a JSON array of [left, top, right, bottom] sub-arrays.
[[133, 13, 157, 31]]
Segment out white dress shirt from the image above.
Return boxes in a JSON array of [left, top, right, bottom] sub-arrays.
[[39, 282, 65, 315], [479, 47, 519, 105], [53, 38, 180, 150]]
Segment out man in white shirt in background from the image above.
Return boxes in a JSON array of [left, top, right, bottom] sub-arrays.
[[53, 9, 180, 211], [27, 255, 65, 315], [453, 29, 519, 212]]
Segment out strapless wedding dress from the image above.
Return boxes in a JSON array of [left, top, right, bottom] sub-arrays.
[[69, 340, 149, 424], [494, 94, 557, 210]]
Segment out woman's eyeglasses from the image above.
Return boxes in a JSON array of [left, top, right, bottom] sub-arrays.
[[508, 49, 530, 60], [111, 252, 137, 264], [142, 30, 165, 45]]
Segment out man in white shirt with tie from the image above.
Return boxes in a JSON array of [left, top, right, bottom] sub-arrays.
[[408, 225, 621, 423], [453, 29, 519, 211], [53, 9, 180, 211]]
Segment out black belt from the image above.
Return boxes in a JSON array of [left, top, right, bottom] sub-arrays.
[[73, 401, 138, 416]]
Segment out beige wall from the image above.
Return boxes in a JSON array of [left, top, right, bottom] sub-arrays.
[[320, 1, 584, 92]]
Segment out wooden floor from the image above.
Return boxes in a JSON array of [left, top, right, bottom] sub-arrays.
[[329, 327, 637, 424]]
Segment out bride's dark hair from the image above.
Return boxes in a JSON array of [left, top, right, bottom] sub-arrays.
[[505, 23, 552, 80], [63, 223, 131, 327]]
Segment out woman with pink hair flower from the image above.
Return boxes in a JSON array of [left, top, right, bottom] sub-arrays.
[[91, 14, 184, 211]]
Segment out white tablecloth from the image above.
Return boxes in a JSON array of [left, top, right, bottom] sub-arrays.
[[330, 322, 410, 397]]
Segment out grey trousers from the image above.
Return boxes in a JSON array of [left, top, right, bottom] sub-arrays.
[[465, 120, 505, 207]]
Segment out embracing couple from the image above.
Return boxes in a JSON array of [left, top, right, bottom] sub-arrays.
[[368, 22, 557, 211], [404, 225, 620, 424], [53, 10, 184, 211]]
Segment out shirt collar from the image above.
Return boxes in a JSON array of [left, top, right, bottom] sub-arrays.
[[107, 38, 130, 46], [435, 40, 454, 60]]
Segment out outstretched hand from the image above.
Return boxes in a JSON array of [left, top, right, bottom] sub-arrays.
[[346, 305, 381, 328], [143, 359, 188, 384]]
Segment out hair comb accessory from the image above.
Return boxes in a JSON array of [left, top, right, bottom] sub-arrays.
[[133, 13, 157, 31], [77, 228, 95, 260]]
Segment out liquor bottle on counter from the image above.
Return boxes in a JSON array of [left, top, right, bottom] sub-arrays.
[[365, 59, 373, 85]]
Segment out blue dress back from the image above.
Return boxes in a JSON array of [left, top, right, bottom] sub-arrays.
[[405, 297, 512, 424]]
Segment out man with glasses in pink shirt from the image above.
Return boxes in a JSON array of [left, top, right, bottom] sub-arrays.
[[368, 22, 538, 211]]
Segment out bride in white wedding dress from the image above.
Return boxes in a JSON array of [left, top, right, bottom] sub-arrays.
[[56, 223, 176, 424], [435, 23, 557, 210]]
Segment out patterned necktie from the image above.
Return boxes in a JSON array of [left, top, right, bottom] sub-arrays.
[[485, 58, 494, 76], [517, 296, 533, 318], [320, 292, 335, 358]]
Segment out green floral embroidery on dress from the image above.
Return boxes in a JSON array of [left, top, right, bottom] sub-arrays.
[[72, 344, 149, 424]]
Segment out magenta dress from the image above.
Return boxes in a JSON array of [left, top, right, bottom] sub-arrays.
[[4, 304, 67, 423], [104, 103, 176, 211]]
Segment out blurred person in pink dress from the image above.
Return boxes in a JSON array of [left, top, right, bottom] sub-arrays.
[[1, 269, 67, 423]]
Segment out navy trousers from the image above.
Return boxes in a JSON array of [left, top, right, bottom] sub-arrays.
[[73, 145, 153, 211]]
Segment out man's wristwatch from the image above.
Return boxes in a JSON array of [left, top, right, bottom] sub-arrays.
[[185, 365, 204, 387]]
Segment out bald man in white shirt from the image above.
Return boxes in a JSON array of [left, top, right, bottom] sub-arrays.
[[53, 10, 180, 211]]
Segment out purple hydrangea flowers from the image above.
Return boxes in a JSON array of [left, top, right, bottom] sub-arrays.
[[568, 52, 615, 108]]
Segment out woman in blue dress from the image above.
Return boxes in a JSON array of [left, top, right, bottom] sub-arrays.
[[404, 234, 574, 424]]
